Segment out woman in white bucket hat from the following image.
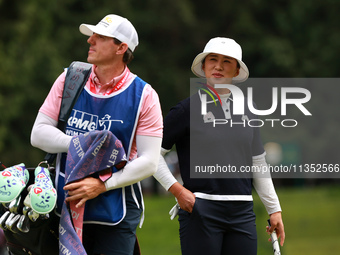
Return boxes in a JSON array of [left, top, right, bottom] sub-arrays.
[[155, 37, 285, 254], [191, 37, 249, 83]]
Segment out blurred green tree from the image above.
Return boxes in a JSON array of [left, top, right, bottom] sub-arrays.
[[0, 0, 339, 169]]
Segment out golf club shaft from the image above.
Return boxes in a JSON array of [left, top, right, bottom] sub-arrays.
[[268, 219, 281, 255]]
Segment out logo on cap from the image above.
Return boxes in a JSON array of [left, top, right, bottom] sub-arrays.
[[104, 16, 112, 24]]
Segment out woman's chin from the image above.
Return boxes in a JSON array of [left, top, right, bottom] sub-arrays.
[[206, 77, 232, 86]]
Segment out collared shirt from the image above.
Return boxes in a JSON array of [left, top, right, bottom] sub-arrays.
[[89, 66, 128, 95]]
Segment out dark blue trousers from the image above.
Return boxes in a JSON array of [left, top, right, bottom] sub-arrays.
[[178, 198, 257, 255], [82, 185, 143, 255]]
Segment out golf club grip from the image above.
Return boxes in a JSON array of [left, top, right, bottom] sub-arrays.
[[267, 219, 281, 255]]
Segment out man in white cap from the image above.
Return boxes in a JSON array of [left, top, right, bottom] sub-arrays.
[[154, 37, 285, 254], [31, 14, 163, 254]]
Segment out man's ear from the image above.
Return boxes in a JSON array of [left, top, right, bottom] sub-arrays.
[[116, 43, 128, 55]]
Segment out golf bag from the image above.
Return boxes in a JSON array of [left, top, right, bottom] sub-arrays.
[[1, 62, 92, 255]]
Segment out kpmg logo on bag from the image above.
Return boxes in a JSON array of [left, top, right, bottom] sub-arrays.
[[66, 110, 123, 136]]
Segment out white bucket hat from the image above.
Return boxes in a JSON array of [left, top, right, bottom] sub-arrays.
[[191, 37, 249, 83], [79, 14, 138, 52]]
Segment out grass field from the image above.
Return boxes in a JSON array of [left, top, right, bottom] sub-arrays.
[[137, 185, 340, 255]]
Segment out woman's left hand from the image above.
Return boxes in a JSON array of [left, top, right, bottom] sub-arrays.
[[267, 211, 285, 246]]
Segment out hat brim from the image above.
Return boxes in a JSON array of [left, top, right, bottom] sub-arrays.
[[79, 24, 115, 38], [191, 52, 249, 84]]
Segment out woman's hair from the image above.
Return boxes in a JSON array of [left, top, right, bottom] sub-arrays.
[[113, 38, 135, 64]]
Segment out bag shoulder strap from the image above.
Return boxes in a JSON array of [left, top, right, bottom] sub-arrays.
[[44, 61, 92, 164], [57, 61, 92, 131]]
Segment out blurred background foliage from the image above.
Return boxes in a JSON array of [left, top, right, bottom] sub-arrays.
[[0, 0, 339, 176]]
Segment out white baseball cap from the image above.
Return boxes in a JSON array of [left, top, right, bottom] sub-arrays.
[[191, 37, 249, 83], [79, 14, 138, 52]]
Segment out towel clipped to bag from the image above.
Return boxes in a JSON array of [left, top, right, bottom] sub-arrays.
[[59, 130, 127, 255]]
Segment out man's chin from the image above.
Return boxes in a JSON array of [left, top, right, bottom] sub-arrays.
[[87, 57, 93, 63]]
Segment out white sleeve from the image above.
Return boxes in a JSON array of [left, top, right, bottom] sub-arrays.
[[153, 148, 178, 191], [252, 153, 282, 215], [30, 112, 72, 153], [105, 135, 162, 190]]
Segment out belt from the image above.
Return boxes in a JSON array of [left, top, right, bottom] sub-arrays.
[[194, 192, 253, 201]]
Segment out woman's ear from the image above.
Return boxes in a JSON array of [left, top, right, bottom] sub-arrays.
[[234, 67, 240, 77], [201, 62, 205, 72]]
